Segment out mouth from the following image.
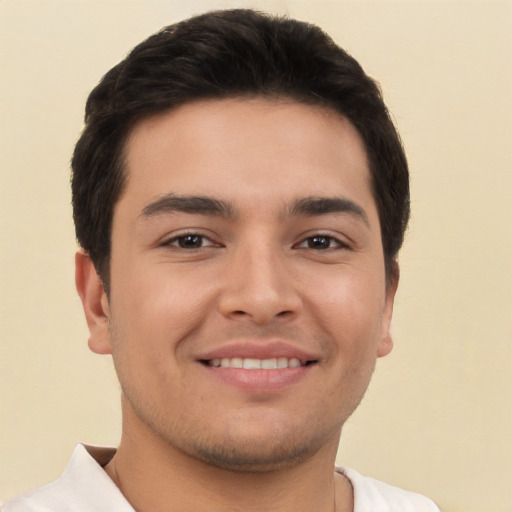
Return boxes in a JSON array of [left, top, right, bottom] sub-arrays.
[[196, 341, 320, 391], [200, 357, 318, 369], [199, 356, 318, 392]]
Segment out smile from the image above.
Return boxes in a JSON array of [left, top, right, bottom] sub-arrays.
[[204, 357, 315, 369]]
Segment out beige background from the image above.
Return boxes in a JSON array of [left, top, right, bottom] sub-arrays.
[[1, 1, 511, 511]]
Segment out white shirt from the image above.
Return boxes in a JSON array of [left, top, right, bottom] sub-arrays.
[[2, 444, 440, 512]]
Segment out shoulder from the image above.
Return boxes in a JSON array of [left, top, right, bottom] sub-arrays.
[[2, 479, 64, 512], [338, 466, 441, 512], [2, 444, 132, 512]]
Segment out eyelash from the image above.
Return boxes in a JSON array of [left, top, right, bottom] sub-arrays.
[[162, 233, 348, 251], [294, 234, 348, 251], [163, 233, 218, 249]]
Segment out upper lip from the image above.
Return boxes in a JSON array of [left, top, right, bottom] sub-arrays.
[[197, 340, 320, 363]]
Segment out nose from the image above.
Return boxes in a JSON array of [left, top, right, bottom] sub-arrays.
[[218, 241, 302, 326]]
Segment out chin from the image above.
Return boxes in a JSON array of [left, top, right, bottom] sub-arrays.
[[176, 417, 339, 473], [191, 437, 320, 473]]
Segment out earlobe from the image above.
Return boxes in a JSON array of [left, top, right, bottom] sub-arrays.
[[377, 261, 399, 358], [75, 250, 112, 355], [377, 334, 393, 358]]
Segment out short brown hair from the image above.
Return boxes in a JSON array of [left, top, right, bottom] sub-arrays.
[[72, 9, 409, 291]]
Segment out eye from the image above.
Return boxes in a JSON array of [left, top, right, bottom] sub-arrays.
[[296, 235, 346, 250], [165, 233, 216, 249]]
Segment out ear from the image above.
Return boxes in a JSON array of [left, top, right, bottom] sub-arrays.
[[377, 262, 400, 358], [75, 250, 112, 355]]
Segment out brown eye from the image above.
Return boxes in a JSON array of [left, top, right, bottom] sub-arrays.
[[177, 234, 203, 248], [307, 236, 333, 249], [165, 233, 216, 249], [295, 234, 349, 251]]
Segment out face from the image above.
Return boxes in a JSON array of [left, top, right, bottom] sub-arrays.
[[77, 97, 396, 471]]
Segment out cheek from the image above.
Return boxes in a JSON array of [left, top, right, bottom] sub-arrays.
[[307, 269, 386, 354], [109, 264, 216, 361]]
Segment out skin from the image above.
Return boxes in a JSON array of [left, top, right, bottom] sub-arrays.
[[76, 97, 397, 512]]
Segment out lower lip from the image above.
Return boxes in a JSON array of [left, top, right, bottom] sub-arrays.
[[200, 364, 314, 392]]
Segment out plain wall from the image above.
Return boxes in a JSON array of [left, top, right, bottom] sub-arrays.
[[1, 1, 511, 511]]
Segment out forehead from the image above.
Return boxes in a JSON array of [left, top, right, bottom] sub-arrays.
[[120, 97, 375, 218]]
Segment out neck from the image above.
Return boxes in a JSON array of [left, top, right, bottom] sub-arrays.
[[104, 402, 353, 512]]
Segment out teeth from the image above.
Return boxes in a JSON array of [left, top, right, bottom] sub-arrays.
[[230, 358, 243, 368], [243, 358, 262, 369], [261, 358, 277, 369], [277, 357, 289, 368], [208, 357, 305, 369]]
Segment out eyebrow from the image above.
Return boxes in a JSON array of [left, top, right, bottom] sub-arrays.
[[289, 196, 369, 226], [140, 194, 235, 219], [140, 193, 368, 226]]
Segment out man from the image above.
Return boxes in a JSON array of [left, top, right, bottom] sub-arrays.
[[3, 9, 439, 512]]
